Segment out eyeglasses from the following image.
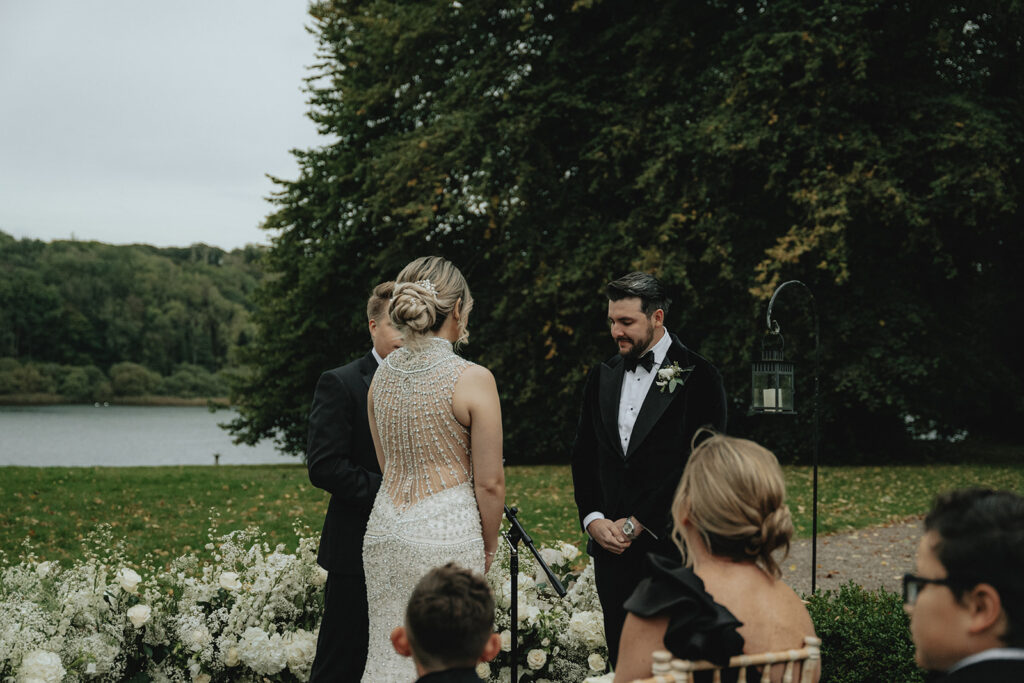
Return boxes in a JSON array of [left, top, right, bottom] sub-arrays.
[[902, 573, 957, 605]]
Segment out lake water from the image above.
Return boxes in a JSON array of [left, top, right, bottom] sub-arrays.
[[0, 405, 293, 467]]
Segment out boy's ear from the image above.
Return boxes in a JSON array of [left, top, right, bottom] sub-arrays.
[[965, 583, 1006, 636], [391, 626, 413, 658], [479, 632, 501, 663]]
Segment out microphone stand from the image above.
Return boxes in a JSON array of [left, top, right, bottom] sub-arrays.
[[502, 504, 566, 683]]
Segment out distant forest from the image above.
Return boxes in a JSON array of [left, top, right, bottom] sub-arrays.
[[0, 230, 264, 402]]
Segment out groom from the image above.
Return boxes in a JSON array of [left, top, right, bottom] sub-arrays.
[[307, 281, 402, 682], [571, 272, 727, 666]]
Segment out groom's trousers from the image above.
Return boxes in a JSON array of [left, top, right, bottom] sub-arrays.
[[309, 570, 369, 682]]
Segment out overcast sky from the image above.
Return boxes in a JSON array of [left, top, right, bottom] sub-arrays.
[[0, 1, 322, 250]]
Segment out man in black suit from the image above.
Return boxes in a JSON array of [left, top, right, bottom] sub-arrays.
[[307, 280, 402, 682], [905, 488, 1024, 682], [570, 271, 727, 666]]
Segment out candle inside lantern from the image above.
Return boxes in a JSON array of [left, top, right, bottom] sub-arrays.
[[763, 389, 778, 409]]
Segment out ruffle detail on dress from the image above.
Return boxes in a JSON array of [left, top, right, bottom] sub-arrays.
[[623, 553, 745, 666]]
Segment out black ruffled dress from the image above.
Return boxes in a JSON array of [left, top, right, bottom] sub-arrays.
[[623, 554, 746, 683]]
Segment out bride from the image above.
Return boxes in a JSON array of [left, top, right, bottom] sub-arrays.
[[361, 256, 505, 681]]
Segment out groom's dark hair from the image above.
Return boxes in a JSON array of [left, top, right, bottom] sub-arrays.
[[405, 562, 495, 669], [607, 271, 671, 316]]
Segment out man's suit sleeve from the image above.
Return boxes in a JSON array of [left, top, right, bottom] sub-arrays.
[[570, 367, 603, 532], [306, 370, 382, 511], [632, 361, 728, 534]]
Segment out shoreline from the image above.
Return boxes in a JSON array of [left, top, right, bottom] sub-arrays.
[[0, 393, 231, 408]]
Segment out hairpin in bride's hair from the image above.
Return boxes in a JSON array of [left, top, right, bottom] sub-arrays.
[[415, 279, 438, 297]]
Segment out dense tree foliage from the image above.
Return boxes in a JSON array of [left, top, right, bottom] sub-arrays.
[[0, 233, 263, 399], [229, 0, 1023, 462]]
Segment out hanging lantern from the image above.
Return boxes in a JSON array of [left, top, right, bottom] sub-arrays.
[[750, 332, 795, 414]]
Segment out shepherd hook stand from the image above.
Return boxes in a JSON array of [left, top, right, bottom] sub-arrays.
[[503, 505, 566, 683]]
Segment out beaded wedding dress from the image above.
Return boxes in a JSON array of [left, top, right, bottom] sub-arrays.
[[361, 338, 486, 681]]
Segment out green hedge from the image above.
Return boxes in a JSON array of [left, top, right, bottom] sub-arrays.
[[807, 582, 924, 683]]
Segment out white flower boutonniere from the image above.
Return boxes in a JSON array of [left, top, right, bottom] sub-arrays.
[[655, 361, 695, 393]]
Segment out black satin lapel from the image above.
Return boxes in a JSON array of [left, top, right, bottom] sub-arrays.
[[599, 360, 625, 457], [626, 380, 677, 458], [360, 353, 377, 389], [626, 340, 689, 459]]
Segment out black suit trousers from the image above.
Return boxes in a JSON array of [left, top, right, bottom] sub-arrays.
[[309, 570, 370, 682], [592, 535, 678, 667]]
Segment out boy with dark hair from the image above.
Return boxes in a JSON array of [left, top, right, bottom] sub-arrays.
[[391, 563, 501, 682], [905, 488, 1024, 681]]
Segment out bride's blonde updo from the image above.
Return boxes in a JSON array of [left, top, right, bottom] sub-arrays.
[[389, 256, 474, 349], [672, 429, 794, 578]]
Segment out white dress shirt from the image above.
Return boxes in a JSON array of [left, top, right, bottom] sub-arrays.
[[584, 328, 673, 534], [371, 347, 384, 365]]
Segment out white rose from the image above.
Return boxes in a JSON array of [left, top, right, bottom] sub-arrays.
[[541, 637, 550, 647], [222, 646, 240, 668], [657, 367, 673, 380], [588, 653, 607, 671], [218, 571, 241, 591], [17, 650, 65, 683], [475, 662, 491, 679], [568, 610, 606, 648], [539, 547, 565, 568], [517, 572, 535, 590], [310, 565, 328, 587], [558, 541, 581, 561], [126, 604, 152, 628], [34, 561, 52, 578], [526, 649, 547, 670], [193, 675, 211, 683], [517, 604, 540, 625], [116, 567, 142, 594], [499, 629, 512, 652]]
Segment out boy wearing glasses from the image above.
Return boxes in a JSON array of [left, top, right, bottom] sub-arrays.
[[904, 488, 1024, 681]]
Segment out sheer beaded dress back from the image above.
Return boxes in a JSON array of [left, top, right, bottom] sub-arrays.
[[372, 337, 473, 510], [361, 337, 485, 681]]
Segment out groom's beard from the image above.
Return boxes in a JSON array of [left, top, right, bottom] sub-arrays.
[[617, 323, 655, 362]]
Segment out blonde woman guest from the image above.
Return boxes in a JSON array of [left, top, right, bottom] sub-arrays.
[[361, 256, 505, 682], [614, 431, 819, 683]]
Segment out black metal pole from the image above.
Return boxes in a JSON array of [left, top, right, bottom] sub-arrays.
[[501, 505, 566, 683], [766, 280, 820, 594]]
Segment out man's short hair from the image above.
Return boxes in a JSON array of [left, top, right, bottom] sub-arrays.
[[606, 272, 671, 316], [367, 281, 395, 322], [925, 488, 1024, 646], [405, 562, 495, 670]]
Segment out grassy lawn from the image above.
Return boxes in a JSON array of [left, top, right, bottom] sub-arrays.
[[2, 463, 1023, 565]]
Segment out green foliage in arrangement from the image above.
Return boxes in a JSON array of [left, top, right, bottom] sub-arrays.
[[228, 0, 1024, 462], [806, 582, 925, 683], [0, 236, 263, 383]]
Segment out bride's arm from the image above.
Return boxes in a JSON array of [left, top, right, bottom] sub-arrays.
[[454, 365, 505, 572]]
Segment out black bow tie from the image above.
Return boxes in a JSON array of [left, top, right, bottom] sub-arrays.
[[625, 351, 655, 373]]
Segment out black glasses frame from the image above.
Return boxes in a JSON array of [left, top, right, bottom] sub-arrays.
[[902, 573, 960, 605]]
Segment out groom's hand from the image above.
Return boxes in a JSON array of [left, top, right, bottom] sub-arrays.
[[587, 518, 631, 554]]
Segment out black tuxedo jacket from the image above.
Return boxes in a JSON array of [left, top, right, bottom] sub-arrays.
[[571, 333, 727, 547], [935, 657, 1024, 682], [307, 352, 383, 575]]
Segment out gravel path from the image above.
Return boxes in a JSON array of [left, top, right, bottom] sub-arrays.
[[779, 517, 924, 597]]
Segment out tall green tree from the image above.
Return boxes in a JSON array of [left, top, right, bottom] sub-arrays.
[[229, 0, 1023, 462]]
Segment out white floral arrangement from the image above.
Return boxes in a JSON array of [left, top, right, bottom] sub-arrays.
[[479, 538, 610, 682], [0, 523, 324, 682], [1, 524, 609, 683]]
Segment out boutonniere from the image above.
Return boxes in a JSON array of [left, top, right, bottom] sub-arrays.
[[656, 361, 695, 393]]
